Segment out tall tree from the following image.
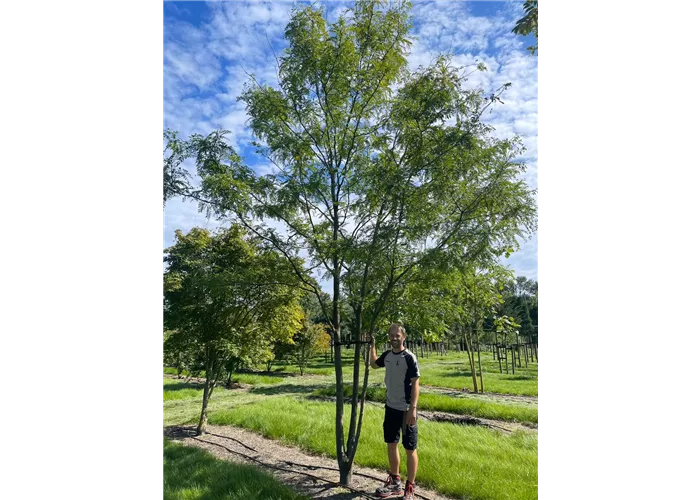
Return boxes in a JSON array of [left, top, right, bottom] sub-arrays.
[[163, 0, 536, 484]]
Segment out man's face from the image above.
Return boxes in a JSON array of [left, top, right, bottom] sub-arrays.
[[389, 328, 404, 349]]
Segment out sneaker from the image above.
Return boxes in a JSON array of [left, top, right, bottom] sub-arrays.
[[403, 481, 415, 500], [375, 474, 403, 498]]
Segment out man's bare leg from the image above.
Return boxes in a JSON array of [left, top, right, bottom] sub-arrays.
[[406, 449, 418, 484], [388, 443, 400, 476]]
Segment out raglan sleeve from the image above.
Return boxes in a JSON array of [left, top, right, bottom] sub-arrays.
[[406, 352, 420, 379], [375, 350, 389, 368]]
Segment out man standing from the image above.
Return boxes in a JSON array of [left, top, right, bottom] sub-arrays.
[[370, 324, 420, 499]]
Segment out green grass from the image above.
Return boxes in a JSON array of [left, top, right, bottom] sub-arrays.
[[266, 349, 538, 396], [163, 380, 275, 427], [209, 397, 537, 500], [228, 372, 294, 385], [164, 368, 310, 386], [163, 374, 538, 499], [312, 385, 538, 424], [412, 351, 538, 396], [164, 379, 205, 401], [264, 356, 354, 377], [168, 347, 538, 396], [163, 367, 208, 378], [163, 438, 307, 499]]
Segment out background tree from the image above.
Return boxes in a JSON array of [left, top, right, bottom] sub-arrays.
[[501, 276, 537, 344], [163, 226, 304, 435], [293, 318, 329, 375], [456, 264, 513, 392]]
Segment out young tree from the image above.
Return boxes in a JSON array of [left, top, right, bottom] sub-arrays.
[[258, 302, 305, 373], [164, 329, 196, 378], [502, 276, 537, 341], [457, 265, 513, 392], [163, 226, 304, 435], [493, 314, 521, 373], [294, 319, 329, 375]]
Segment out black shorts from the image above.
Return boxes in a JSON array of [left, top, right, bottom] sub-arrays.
[[383, 405, 418, 450]]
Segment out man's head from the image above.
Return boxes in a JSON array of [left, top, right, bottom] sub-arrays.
[[388, 323, 406, 350]]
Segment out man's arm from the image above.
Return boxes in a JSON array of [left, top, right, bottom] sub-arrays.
[[407, 377, 420, 425], [369, 335, 379, 369]]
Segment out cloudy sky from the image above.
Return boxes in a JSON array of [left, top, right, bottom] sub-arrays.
[[163, 0, 538, 291]]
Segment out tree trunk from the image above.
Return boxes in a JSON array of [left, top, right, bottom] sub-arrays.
[[477, 345, 484, 393], [196, 355, 215, 436], [339, 459, 353, 486], [331, 186, 350, 484], [196, 386, 210, 436], [348, 324, 372, 472], [465, 326, 478, 393], [333, 324, 347, 484], [346, 309, 364, 470]]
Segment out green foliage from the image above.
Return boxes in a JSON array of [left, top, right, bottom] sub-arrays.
[[163, 0, 537, 475], [499, 276, 537, 340], [293, 320, 329, 375], [163, 226, 305, 377], [493, 315, 522, 345], [163, 225, 306, 432], [512, 0, 538, 55]]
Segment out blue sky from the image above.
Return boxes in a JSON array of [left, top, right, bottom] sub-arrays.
[[163, 0, 538, 291]]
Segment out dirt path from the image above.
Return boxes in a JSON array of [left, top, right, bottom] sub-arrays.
[[165, 424, 458, 500]]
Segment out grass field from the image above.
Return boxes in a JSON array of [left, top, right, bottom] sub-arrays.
[[164, 438, 306, 499], [210, 397, 537, 500], [261, 349, 538, 396], [163, 347, 537, 499], [312, 385, 538, 424]]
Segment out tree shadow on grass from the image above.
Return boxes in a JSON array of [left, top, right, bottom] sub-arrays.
[[164, 381, 203, 392], [164, 438, 305, 500], [249, 384, 328, 396]]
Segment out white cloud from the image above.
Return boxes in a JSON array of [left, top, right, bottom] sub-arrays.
[[163, 198, 225, 251], [501, 232, 538, 280]]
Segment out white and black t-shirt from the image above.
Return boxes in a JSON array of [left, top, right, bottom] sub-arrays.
[[375, 349, 420, 411]]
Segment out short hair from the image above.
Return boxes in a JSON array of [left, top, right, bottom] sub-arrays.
[[388, 323, 406, 337]]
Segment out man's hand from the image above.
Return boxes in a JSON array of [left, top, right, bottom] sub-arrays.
[[406, 406, 417, 426], [368, 334, 378, 369]]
